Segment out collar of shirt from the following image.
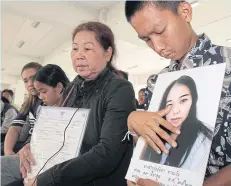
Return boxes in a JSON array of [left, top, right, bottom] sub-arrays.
[[165, 33, 217, 72]]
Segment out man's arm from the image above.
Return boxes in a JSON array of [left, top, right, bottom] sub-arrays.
[[203, 165, 231, 186]]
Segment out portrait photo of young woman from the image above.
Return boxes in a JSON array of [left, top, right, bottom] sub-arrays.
[[141, 75, 213, 171]]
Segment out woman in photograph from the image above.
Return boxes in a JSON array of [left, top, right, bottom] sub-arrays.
[[141, 75, 213, 171]]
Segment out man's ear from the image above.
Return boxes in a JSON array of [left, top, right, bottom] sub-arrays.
[[178, 1, 193, 23]]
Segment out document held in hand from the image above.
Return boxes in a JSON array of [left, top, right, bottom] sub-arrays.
[[26, 106, 90, 179], [126, 63, 226, 186]]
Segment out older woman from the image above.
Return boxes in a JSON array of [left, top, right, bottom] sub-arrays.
[[5, 22, 136, 186]]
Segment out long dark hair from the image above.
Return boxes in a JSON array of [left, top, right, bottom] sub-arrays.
[[34, 64, 70, 89], [20, 62, 42, 114], [159, 75, 213, 167]]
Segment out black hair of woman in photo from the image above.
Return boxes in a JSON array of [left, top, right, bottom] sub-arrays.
[[141, 75, 213, 168]]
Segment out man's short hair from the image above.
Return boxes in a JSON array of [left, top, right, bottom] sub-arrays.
[[2, 89, 14, 97], [125, 1, 184, 22]]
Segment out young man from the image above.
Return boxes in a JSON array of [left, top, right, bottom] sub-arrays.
[[125, 1, 231, 186]]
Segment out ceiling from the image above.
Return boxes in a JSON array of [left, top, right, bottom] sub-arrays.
[[1, 0, 231, 87]]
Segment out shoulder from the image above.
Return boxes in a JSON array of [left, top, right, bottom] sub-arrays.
[[102, 73, 136, 109], [30, 97, 42, 114], [106, 72, 135, 95], [219, 46, 231, 59], [6, 108, 18, 116]]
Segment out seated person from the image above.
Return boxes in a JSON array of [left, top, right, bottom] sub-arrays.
[[2, 62, 42, 156], [1, 64, 70, 186], [125, 1, 231, 186], [3, 21, 136, 186], [136, 88, 145, 109], [2, 89, 20, 110], [1, 96, 18, 142]]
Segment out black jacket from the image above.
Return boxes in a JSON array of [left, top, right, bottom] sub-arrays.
[[37, 67, 136, 186]]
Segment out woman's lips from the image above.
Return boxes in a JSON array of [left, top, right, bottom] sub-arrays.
[[170, 117, 181, 125]]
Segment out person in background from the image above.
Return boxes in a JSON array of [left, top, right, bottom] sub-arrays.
[[2, 89, 20, 110], [125, 1, 231, 186], [1, 64, 70, 186], [2, 62, 43, 156], [33, 64, 70, 106], [136, 88, 145, 109], [5, 21, 136, 186], [1, 96, 18, 142]]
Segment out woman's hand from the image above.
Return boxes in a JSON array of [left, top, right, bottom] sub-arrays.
[[128, 106, 180, 154], [18, 143, 36, 178], [24, 177, 37, 186], [127, 179, 160, 186], [5, 150, 16, 156]]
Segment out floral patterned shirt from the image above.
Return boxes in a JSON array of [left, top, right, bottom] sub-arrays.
[[144, 34, 231, 178]]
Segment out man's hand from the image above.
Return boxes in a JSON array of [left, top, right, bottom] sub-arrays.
[[127, 179, 160, 186], [128, 106, 180, 154], [18, 143, 36, 178]]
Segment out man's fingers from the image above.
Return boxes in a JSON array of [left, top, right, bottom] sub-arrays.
[[145, 130, 166, 154], [150, 120, 178, 148], [145, 134, 161, 154], [156, 106, 172, 117], [153, 114, 181, 135], [137, 178, 160, 186]]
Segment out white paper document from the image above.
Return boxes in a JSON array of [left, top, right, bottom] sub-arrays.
[[26, 106, 90, 179], [126, 64, 226, 186]]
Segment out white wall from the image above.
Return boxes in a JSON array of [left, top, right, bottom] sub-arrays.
[[11, 80, 26, 106]]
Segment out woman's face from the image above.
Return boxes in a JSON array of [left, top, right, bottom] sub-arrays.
[[165, 84, 192, 128], [71, 31, 112, 80], [34, 81, 62, 106], [138, 91, 145, 105], [21, 68, 38, 95]]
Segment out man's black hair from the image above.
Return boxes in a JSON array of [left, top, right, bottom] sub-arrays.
[[125, 1, 184, 22]]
